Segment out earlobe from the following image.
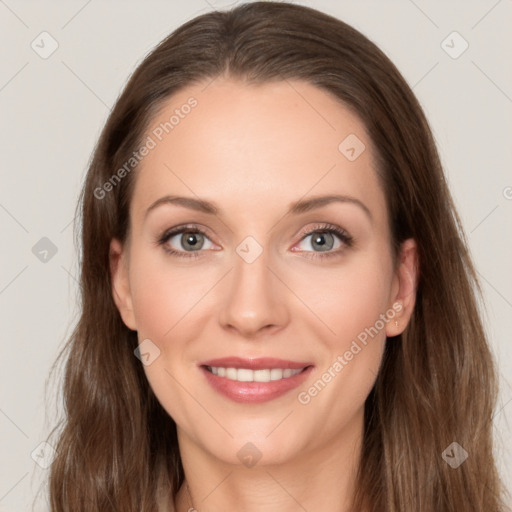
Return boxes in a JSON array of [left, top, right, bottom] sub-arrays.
[[109, 238, 137, 331], [386, 238, 419, 337]]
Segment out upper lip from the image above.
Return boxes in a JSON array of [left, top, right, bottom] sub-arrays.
[[200, 357, 312, 370]]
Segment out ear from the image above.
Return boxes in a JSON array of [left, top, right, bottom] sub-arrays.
[[385, 238, 419, 337], [109, 238, 137, 331]]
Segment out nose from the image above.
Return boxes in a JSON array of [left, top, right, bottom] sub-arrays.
[[218, 246, 289, 338]]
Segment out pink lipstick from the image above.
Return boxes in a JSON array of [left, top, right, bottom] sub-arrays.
[[199, 357, 314, 403]]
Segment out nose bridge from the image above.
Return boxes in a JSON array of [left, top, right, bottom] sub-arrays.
[[219, 237, 288, 335]]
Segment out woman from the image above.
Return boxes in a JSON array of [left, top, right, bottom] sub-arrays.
[[45, 2, 507, 510]]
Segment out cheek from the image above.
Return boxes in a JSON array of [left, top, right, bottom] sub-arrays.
[[298, 254, 392, 406], [127, 253, 205, 423], [290, 270, 390, 439], [291, 254, 393, 346], [128, 249, 208, 342], [130, 273, 173, 341], [293, 253, 392, 405]]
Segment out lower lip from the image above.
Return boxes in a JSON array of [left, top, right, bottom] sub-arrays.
[[200, 366, 314, 403]]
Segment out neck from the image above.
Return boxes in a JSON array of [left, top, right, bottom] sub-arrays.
[[174, 411, 364, 512]]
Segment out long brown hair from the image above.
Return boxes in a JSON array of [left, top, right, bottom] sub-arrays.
[[43, 2, 507, 510]]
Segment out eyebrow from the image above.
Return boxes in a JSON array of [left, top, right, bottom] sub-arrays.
[[144, 194, 372, 221]]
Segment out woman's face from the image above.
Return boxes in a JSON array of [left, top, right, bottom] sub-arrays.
[[110, 77, 416, 468]]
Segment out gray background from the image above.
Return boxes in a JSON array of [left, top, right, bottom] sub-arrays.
[[0, 0, 511, 509]]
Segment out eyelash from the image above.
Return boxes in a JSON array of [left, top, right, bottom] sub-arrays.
[[156, 222, 354, 260]]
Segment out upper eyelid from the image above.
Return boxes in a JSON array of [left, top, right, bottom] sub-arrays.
[[160, 224, 214, 242]]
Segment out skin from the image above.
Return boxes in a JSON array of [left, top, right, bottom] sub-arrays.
[[110, 76, 418, 512]]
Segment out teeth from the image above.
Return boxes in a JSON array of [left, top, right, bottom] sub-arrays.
[[226, 367, 237, 380], [270, 368, 283, 381], [208, 366, 303, 382]]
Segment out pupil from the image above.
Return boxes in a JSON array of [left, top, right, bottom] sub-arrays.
[[183, 232, 202, 250], [313, 232, 333, 251], [315, 234, 325, 246]]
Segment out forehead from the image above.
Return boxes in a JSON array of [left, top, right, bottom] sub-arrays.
[[130, 77, 386, 225]]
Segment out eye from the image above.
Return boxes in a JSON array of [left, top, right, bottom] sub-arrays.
[[157, 225, 216, 259], [292, 223, 353, 259]]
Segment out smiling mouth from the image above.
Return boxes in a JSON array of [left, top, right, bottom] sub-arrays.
[[204, 366, 310, 383]]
